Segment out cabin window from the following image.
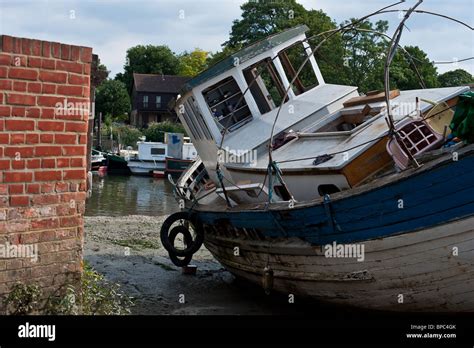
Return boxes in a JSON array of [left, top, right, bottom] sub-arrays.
[[156, 96, 162, 109], [318, 184, 340, 196], [188, 96, 214, 140], [183, 101, 203, 140], [143, 95, 149, 108], [202, 76, 252, 131], [243, 58, 288, 115], [278, 42, 319, 95], [274, 185, 292, 201], [151, 148, 166, 155]]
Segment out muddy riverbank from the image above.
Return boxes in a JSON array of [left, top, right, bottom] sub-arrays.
[[84, 215, 334, 315]]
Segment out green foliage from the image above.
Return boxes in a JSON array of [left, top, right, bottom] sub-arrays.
[[3, 283, 42, 315], [116, 45, 180, 93], [101, 123, 143, 148], [91, 57, 109, 88], [96, 80, 131, 122], [207, 45, 242, 68], [143, 121, 186, 142], [178, 49, 209, 77], [438, 69, 474, 87], [3, 264, 134, 315]]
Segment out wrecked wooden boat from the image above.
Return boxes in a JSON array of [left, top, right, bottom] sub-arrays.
[[161, 23, 474, 311]]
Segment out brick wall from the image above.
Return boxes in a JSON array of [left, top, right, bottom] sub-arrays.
[[0, 35, 92, 308]]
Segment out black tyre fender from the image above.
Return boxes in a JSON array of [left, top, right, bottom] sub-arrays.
[[160, 211, 204, 257], [167, 226, 193, 267]]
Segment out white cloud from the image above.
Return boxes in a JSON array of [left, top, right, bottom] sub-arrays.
[[0, 0, 472, 77]]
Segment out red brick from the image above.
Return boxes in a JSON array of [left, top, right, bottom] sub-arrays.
[[11, 56, 26, 67], [35, 170, 62, 181], [63, 146, 85, 156], [65, 122, 87, 132], [40, 134, 53, 143], [31, 218, 59, 230], [51, 42, 61, 58], [41, 183, 54, 193], [0, 184, 8, 194], [4, 171, 33, 183], [61, 44, 70, 60], [83, 63, 91, 75], [31, 40, 42, 56], [10, 134, 25, 144], [71, 46, 81, 61], [11, 159, 25, 170], [0, 159, 9, 169], [0, 80, 12, 90], [68, 74, 88, 86], [5, 119, 34, 131], [25, 107, 40, 118], [54, 134, 76, 144], [70, 158, 84, 167], [42, 84, 56, 94], [8, 67, 38, 80], [13, 81, 27, 92], [0, 67, 7, 78], [26, 133, 39, 144], [63, 169, 86, 180], [0, 106, 11, 116], [27, 183, 40, 194], [81, 47, 93, 63], [0, 53, 11, 65], [27, 82, 41, 93], [60, 216, 80, 227], [57, 158, 70, 167], [56, 60, 83, 74], [42, 41, 51, 58], [55, 182, 69, 192], [9, 184, 24, 194], [13, 38, 21, 54], [41, 158, 55, 168], [37, 95, 64, 107], [21, 39, 31, 55], [32, 194, 59, 205], [41, 58, 55, 70], [2, 36, 13, 52], [38, 121, 64, 131], [0, 133, 9, 143], [11, 107, 26, 117], [10, 196, 29, 207], [35, 146, 62, 156], [57, 85, 83, 97], [39, 71, 67, 83], [27, 159, 41, 169], [5, 146, 34, 158], [6, 93, 36, 106], [28, 57, 42, 68]]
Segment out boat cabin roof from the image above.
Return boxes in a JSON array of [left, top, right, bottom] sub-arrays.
[[180, 25, 309, 94]]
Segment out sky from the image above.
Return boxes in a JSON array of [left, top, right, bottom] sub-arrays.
[[0, 0, 472, 78]]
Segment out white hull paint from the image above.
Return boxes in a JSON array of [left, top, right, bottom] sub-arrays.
[[128, 160, 165, 175], [204, 216, 474, 311]]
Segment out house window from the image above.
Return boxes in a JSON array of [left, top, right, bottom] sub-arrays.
[[156, 96, 162, 109], [143, 95, 149, 108], [278, 42, 319, 96], [243, 58, 287, 115], [202, 76, 252, 131]]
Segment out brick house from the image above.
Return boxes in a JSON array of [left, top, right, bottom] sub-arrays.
[[130, 73, 189, 128]]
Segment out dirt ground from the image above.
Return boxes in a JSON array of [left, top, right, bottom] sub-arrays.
[[84, 215, 322, 315]]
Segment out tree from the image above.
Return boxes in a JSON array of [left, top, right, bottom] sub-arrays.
[[91, 57, 109, 88], [225, 0, 307, 48], [178, 49, 209, 77], [116, 45, 180, 93], [438, 69, 474, 87], [207, 45, 242, 68], [143, 121, 187, 143], [95, 80, 131, 122]]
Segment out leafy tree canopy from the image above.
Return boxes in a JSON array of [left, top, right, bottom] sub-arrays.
[[95, 80, 131, 122], [178, 49, 209, 77], [438, 69, 474, 87]]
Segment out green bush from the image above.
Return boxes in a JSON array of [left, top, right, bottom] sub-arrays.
[[101, 122, 144, 148], [142, 121, 186, 142], [3, 263, 134, 315]]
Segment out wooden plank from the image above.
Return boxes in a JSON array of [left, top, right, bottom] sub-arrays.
[[342, 137, 392, 187], [343, 89, 400, 108]]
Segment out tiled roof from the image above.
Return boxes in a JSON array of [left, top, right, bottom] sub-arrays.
[[133, 73, 190, 93]]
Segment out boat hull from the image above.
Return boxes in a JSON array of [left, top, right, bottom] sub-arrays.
[[127, 160, 165, 176], [191, 147, 474, 311]]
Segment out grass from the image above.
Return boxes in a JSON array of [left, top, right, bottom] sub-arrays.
[[113, 238, 160, 250]]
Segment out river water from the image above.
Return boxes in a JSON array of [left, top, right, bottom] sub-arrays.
[[85, 174, 180, 217]]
